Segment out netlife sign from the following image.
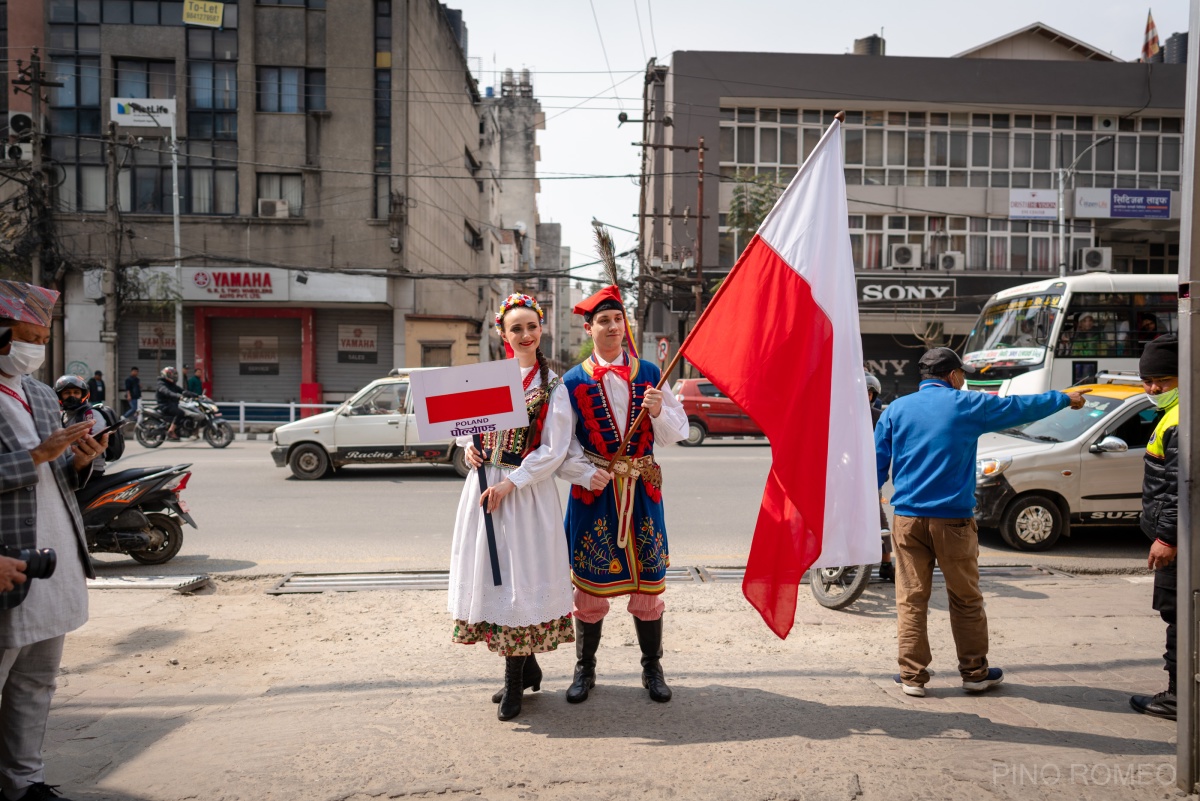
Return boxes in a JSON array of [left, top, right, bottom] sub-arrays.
[[110, 98, 176, 128]]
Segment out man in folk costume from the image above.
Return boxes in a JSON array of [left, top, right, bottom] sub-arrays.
[[559, 243, 689, 704]]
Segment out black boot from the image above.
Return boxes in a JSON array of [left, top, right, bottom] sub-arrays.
[[633, 615, 672, 703], [1131, 677, 1177, 720], [566, 619, 603, 704], [497, 656, 527, 721], [491, 653, 542, 704]]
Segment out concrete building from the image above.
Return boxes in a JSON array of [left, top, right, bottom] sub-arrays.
[[2, 0, 540, 407], [642, 23, 1187, 397]]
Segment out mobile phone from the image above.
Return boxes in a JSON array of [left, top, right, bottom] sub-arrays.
[[93, 418, 133, 437]]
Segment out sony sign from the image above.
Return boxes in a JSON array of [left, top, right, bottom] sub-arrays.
[[856, 277, 956, 312]]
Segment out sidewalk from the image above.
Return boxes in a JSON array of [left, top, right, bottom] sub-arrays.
[[51, 571, 1185, 801]]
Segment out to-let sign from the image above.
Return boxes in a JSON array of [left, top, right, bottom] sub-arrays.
[[409, 360, 530, 442], [183, 0, 224, 27]]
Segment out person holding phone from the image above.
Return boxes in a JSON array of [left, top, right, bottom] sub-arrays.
[[53, 376, 107, 475]]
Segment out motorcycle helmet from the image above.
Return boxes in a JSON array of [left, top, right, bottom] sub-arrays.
[[54, 374, 90, 411], [864, 373, 882, 397], [161, 366, 178, 383]]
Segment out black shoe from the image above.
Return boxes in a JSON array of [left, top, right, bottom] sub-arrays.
[[566, 619, 603, 704], [491, 653, 542, 703], [497, 656, 526, 721], [1131, 690, 1177, 720], [633, 615, 672, 703], [166, 433, 180, 441], [14, 783, 72, 801], [878, 562, 895, 582]]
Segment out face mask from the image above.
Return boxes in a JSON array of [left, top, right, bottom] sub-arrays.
[[60, 396, 85, 411], [1149, 387, 1178, 409], [0, 342, 45, 376]]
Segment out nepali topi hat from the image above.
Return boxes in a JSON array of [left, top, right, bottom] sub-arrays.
[[0, 279, 59, 327]]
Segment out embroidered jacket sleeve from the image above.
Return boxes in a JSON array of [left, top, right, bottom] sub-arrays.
[[556, 401, 599, 486], [508, 382, 574, 490]]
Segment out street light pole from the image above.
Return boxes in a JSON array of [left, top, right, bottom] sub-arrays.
[[1056, 134, 1112, 277], [130, 101, 183, 369]]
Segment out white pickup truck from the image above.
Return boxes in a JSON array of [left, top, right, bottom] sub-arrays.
[[270, 369, 470, 480]]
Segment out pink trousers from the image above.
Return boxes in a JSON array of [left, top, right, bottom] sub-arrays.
[[573, 588, 665, 623]]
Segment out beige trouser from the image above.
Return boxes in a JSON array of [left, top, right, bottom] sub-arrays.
[[892, 515, 989, 686]]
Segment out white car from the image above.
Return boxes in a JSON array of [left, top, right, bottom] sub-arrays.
[[270, 369, 470, 480], [974, 378, 1156, 551]]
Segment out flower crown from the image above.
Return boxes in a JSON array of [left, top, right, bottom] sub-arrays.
[[494, 293, 543, 333]]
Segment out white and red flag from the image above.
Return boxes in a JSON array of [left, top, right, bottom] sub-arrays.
[[1143, 10, 1162, 62], [680, 116, 879, 638]]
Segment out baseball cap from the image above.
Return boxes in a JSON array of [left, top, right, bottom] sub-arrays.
[[918, 347, 975, 375]]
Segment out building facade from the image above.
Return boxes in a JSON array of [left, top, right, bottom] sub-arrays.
[[3, 0, 547, 406], [642, 23, 1187, 397]]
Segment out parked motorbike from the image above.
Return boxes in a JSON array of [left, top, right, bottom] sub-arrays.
[[809, 563, 876, 610], [135, 395, 235, 449], [76, 463, 196, 565]]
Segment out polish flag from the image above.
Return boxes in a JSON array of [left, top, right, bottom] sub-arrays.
[[681, 116, 880, 638]]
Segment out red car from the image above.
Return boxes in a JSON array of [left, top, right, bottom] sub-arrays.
[[672, 378, 763, 446]]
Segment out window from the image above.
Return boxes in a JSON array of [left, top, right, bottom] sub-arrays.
[[49, 56, 103, 212], [188, 25, 238, 141], [374, 69, 391, 171], [421, 344, 453, 367], [464, 221, 483, 251], [257, 67, 326, 112], [1106, 406, 1160, 451], [115, 59, 175, 100], [259, 0, 326, 6], [257, 173, 303, 216], [698, 383, 725, 398]]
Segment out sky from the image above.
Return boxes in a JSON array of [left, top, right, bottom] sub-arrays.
[[452, 1, 1189, 282]]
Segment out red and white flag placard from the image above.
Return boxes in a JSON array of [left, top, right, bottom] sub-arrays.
[[409, 359, 529, 442]]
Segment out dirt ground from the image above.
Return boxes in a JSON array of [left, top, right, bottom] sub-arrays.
[[45, 572, 1189, 801]]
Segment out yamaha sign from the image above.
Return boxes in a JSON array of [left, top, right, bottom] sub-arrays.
[[856, 277, 956, 312]]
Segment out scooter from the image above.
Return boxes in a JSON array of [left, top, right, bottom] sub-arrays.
[[808, 528, 891, 610], [76, 464, 196, 565]]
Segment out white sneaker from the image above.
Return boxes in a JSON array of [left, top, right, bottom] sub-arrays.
[[894, 673, 925, 697]]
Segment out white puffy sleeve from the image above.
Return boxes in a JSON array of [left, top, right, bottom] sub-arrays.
[[650, 386, 689, 444], [508, 381, 576, 490]]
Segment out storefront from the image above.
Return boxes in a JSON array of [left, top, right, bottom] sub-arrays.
[[107, 266, 392, 408]]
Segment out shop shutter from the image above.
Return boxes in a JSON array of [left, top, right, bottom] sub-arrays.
[[314, 309, 394, 399], [210, 317, 302, 402]]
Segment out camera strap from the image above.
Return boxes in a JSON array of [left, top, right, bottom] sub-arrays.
[[0, 384, 32, 416]]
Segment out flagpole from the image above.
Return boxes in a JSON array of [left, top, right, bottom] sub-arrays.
[[605, 111, 846, 470], [603, 114, 848, 470]]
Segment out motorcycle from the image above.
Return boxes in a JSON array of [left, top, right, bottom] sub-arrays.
[[76, 463, 196, 565], [808, 529, 891, 610], [135, 395, 235, 449]]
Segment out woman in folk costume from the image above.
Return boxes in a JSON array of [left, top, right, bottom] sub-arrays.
[[558, 228, 689, 705], [448, 293, 606, 722]]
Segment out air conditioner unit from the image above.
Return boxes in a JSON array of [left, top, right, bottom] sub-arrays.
[[7, 111, 33, 141], [1097, 116, 1118, 132], [5, 143, 32, 162], [938, 251, 965, 271], [888, 243, 922, 269], [1074, 246, 1113, 273], [257, 198, 290, 218]]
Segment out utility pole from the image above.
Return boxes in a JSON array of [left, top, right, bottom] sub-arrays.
[[695, 135, 706, 322], [12, 49, 64, 381], [102, 123, 120, 394], [1176, 0, 1200, 789]]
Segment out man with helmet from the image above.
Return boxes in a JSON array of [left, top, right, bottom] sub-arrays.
[[156, 367, 191, 441], [53, 376, 106, 475]]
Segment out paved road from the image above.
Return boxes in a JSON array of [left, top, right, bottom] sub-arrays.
[[93, 438, 1151, 577]]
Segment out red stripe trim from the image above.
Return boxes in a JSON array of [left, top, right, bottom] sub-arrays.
[[425, 386, 513, 424]]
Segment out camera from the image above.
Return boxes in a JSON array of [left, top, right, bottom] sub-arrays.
[[0, 545, 57, 580]]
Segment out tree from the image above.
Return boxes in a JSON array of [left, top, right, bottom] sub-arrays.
[[725, 169, 781, 254]]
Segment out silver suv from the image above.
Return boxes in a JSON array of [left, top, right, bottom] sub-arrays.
[[974, 378, 1156, 551]]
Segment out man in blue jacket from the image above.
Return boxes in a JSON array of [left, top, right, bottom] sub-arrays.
[[875, 347, 1090, 697]]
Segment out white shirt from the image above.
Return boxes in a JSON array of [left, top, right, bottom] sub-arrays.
[[559, 351, 689, 486]]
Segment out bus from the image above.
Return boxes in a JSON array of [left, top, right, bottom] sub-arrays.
[[962, 273, 1178, 396]]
